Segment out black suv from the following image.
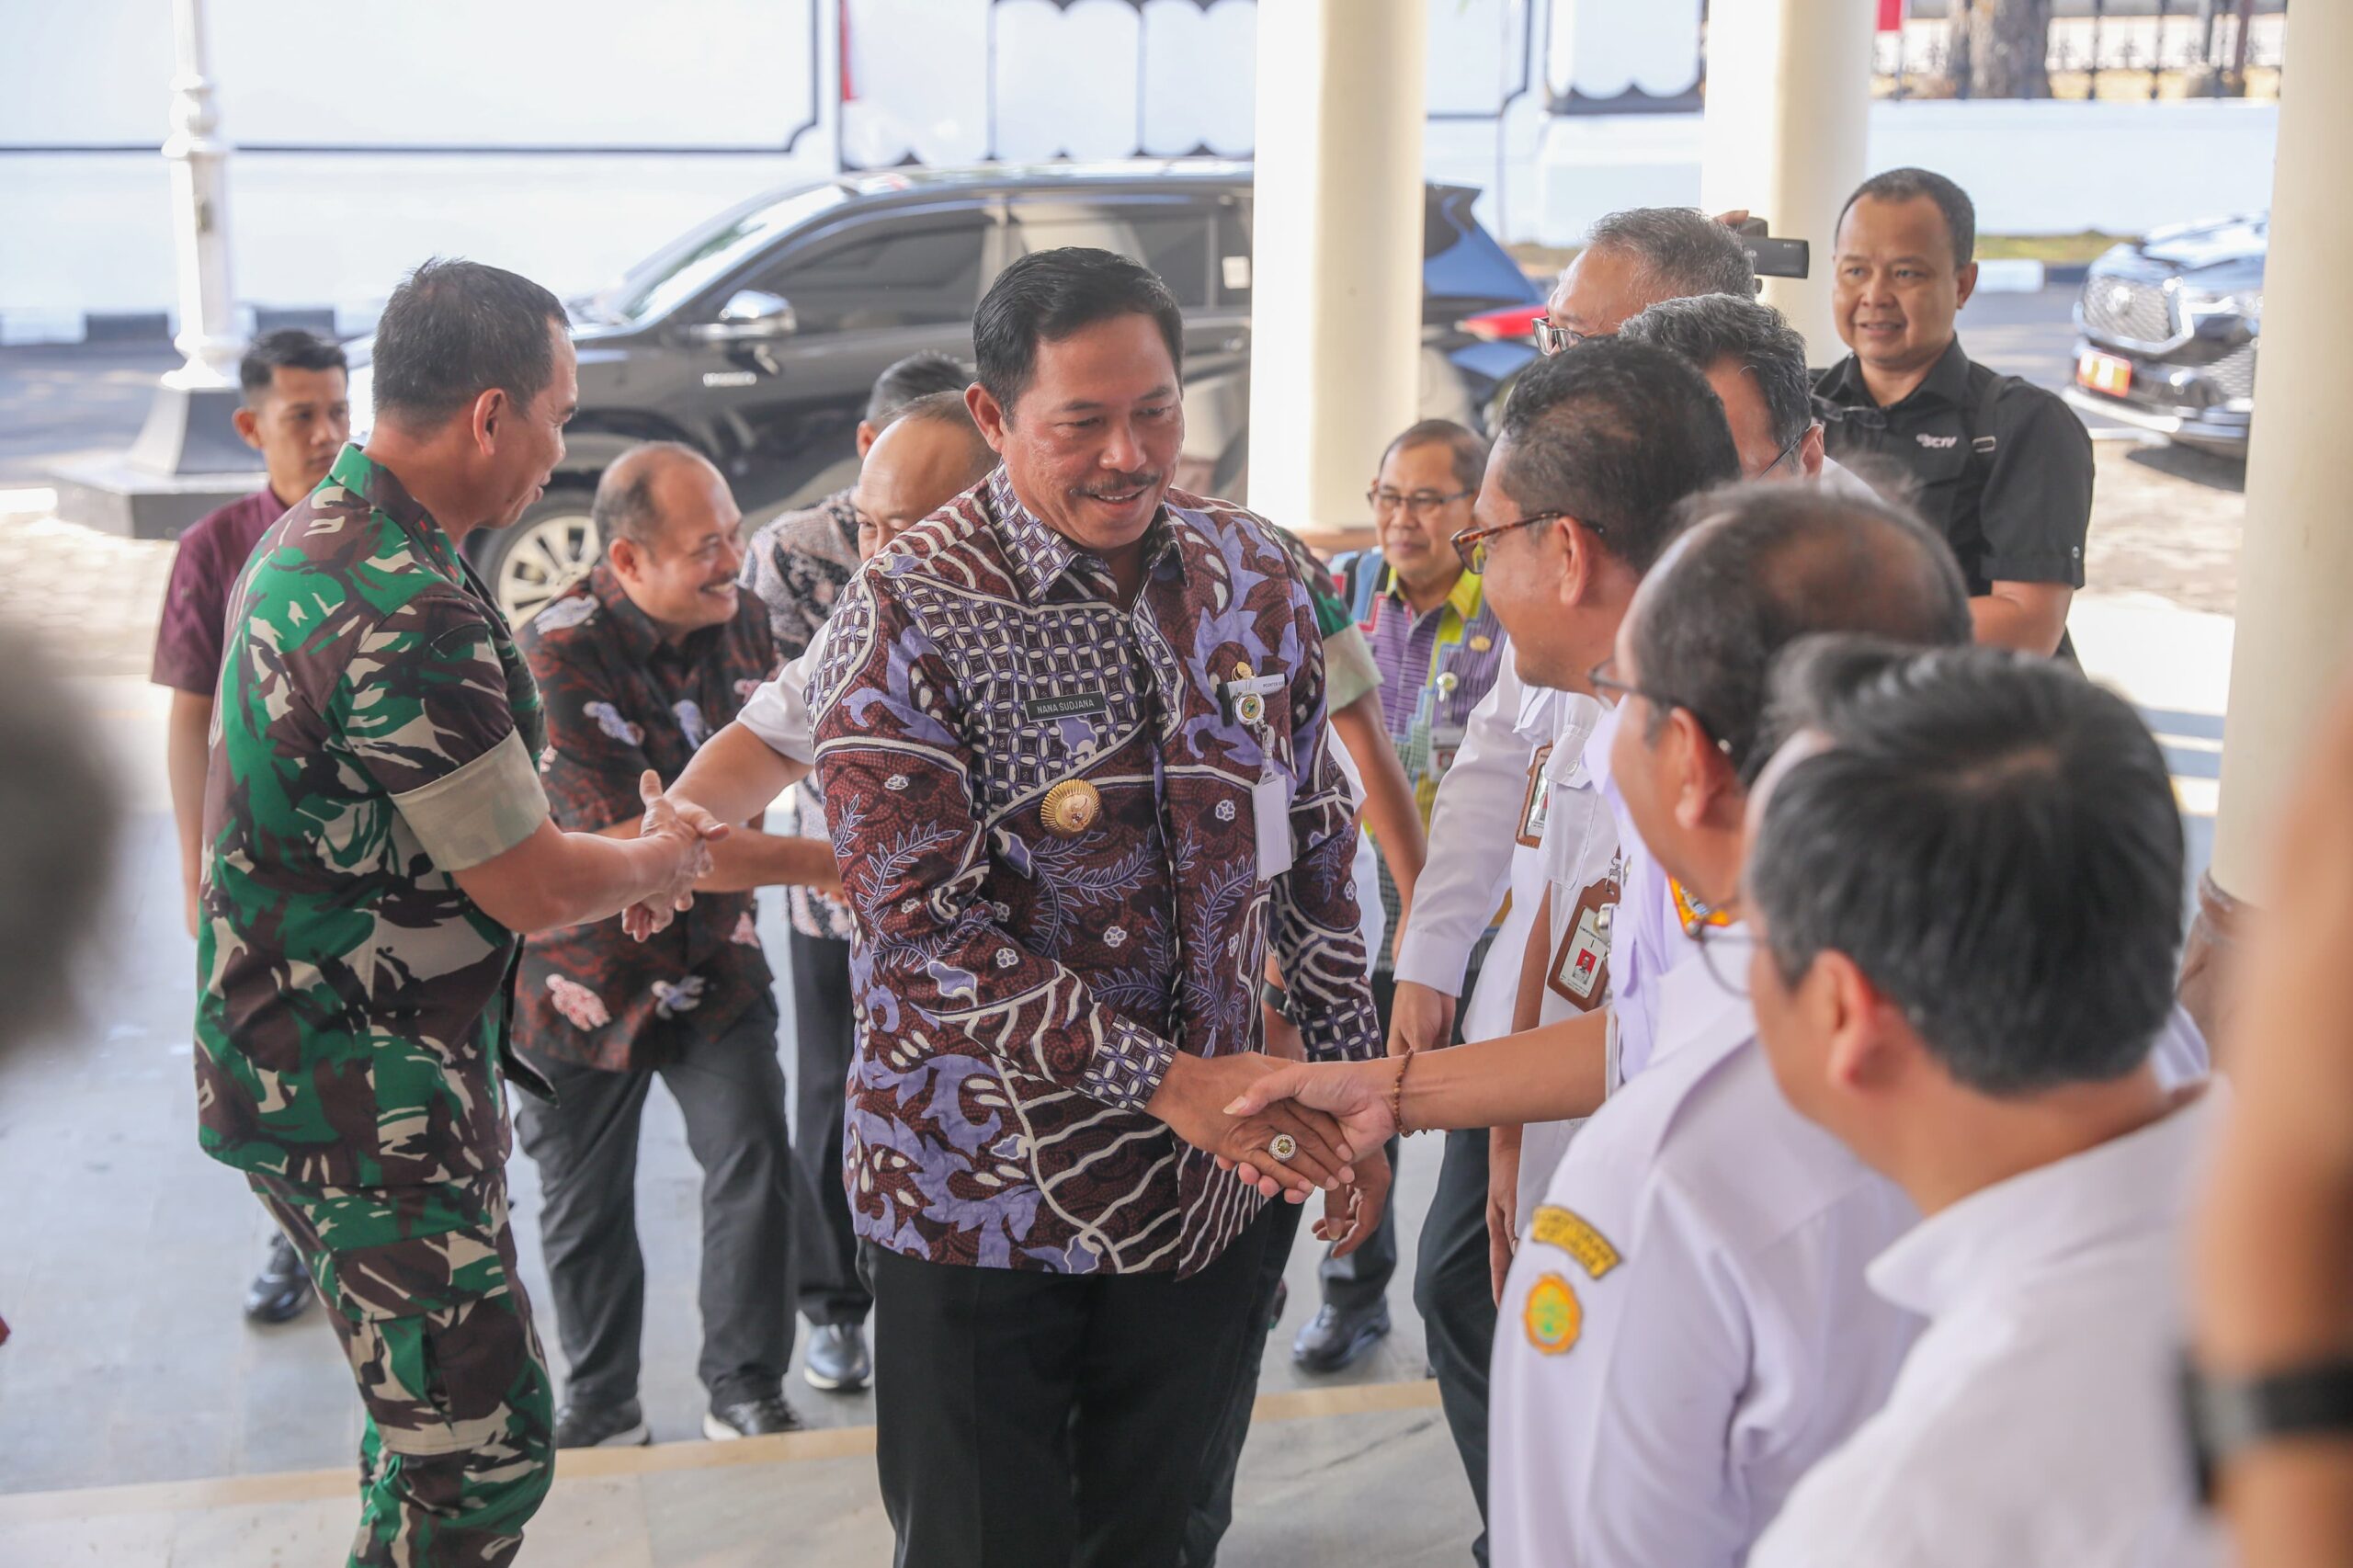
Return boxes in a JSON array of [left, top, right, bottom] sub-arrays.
[[2067, 212, 2264, 458], [353, 161, 1541, 622]]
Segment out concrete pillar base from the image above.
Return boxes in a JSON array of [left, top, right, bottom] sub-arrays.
[[2177, 871, 2248, 1055]]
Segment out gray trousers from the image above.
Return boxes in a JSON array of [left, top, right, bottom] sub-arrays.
[[514, 995, 795, 1410]]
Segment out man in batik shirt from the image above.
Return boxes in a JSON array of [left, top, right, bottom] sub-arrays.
[[804, 248, 1383, 1567], [514, 442, 840, 1449]]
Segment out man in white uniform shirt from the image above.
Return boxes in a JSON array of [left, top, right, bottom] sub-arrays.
[[1488, 483, 1980, 1568], [1744, 639, 2222, 1568]]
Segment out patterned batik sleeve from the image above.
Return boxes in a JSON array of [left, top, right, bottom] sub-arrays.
[[809, 573, 1182, 1111], [527, 643, 657, 834], [1267, 581, 1381, 1064], [343, 587, 550, 872]]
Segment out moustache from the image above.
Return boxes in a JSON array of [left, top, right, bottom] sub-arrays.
[[1079, 472, 1162, 499]]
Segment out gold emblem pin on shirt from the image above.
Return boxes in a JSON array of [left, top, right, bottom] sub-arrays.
[[1041, 778, 1101, 837]]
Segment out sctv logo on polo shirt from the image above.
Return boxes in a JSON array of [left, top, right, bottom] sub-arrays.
[[1916, 433, 1961, 449]]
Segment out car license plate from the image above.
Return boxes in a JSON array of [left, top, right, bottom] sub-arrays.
[[2077, 351, 2132, 397]]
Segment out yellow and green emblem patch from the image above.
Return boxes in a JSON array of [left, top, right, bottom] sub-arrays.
[[1522, 1272, 1582, 1356], [1529, 1205, 1621, 1279]]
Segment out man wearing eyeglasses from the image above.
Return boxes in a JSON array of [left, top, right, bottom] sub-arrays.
[[1290, 418, 1503, 1374], [1533, 207, 1757, 357], [1224, 480, 1987, 1567]]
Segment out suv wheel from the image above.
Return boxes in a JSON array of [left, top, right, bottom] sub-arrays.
[[477, 492, 599, 626]]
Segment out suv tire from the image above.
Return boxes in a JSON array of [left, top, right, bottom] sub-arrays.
[[472, 487, 600, 626]]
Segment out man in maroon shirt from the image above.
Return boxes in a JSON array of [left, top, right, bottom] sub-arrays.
[[150, 326, 348, 1323]]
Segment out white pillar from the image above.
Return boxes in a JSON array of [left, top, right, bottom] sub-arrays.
[[2207, 0, 2353, 905], [1698, 0, 1877, 360], [1247, 0, 1428, 548], [161, 0, 242, 392]]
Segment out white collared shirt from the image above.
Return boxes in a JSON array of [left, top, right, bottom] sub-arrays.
[[1750, 1093, 2228, 1568], [1394, 660, 1565, 1040], [1491, 929, 1921, 1568], [735, 646, 818, 764]]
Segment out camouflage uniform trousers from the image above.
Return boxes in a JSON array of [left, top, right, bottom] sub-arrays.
[[251, 1168, 555, 1567]]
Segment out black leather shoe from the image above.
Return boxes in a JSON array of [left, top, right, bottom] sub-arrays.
[[704, 1392, 806, 1439], [802, 1323, 872, 1392], [554, 1399, 651, 1449], [244, 1233, 313, 1324], [1290, 1300, 1391, 1373]]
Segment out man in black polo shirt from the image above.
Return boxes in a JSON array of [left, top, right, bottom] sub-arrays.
[[1814, 167, 2093, 658]]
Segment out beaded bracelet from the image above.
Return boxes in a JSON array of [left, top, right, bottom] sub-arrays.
[[1392, 1043, 1417, 1137]]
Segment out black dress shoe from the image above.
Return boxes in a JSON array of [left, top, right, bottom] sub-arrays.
[[1290, 1300, 1391, 1373], [704, 1392, 807, 1439], [244, 1233, 313, 1324], [554, 1399, 652, 1449]]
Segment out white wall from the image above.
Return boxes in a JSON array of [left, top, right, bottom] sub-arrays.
[[1533, 98, 2279, 247], [0, 0, 2285, 330]]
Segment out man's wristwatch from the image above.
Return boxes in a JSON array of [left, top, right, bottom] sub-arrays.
[[1260, 980, 1291, 1025], [2183, 1354, 2353, 1499]]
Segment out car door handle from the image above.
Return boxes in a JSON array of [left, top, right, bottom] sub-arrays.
[[1222, 335, 1246, 354]]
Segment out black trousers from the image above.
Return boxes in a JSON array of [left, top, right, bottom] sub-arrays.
[[787, 929, 870, 1326], [866, 1202, 1284, 1568], [513, 996, 794, 1410], [1315, 970, 1401, 1311], [1181, 1197, 1308, 1567], [1415, 1126, 1497, 1566]]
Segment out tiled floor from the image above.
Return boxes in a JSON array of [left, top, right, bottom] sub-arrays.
[[0, 680, 1460, 1508]]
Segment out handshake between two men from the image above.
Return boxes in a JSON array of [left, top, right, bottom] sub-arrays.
[[616, 754, 1392, 1259]]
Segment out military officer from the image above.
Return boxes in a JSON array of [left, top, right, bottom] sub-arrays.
[[195, 259, 720, 1566]]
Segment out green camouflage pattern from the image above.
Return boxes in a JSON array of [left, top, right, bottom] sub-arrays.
[[195, 443, 549, 1189], [254, 1170, 553, 1566]]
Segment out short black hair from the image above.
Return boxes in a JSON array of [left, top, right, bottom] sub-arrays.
[[1584, 207, 1757, 301], [1838, 167, 1977, 270], [972, 248, 1183, 415], [1630, 482, 1972, 783], [238, 328, 347, 406], [1751, 639, 2184, 1094], [875, 387, 997, 478], [371, 257, 567, 428], [1380, 418, 1490, 496], [1619, 294, 1813, 453], [867, 350, 972, 428], [1492, 338, 1742, 574]]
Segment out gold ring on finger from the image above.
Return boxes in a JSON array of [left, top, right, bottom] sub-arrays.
[[1268, 1132, 1299, 1164]]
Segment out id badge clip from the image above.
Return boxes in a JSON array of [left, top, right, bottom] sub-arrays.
[[1547, 870, 1621, 1010]]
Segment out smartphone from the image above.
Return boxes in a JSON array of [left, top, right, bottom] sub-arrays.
[[1741, 236, 1810, 279]]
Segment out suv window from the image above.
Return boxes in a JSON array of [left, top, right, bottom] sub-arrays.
[[757, 213, 991, 334], [1010, 199, 1214, 308]]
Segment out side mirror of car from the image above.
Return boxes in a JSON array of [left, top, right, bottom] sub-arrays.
[[683, 290, 799, 345]]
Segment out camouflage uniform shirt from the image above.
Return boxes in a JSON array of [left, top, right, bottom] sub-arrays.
[[513, 563, 777, 1073], [195, 444, 551, 1189]]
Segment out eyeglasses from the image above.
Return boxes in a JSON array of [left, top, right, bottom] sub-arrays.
[[1760, 424, 1810, 477], [1534, 321, 1610, 356], [1369, 486, 1474, 519], [1586, 658, 1733, 760], [1694, 919, 1753, 1000], [1450, 510, 1584, 575]]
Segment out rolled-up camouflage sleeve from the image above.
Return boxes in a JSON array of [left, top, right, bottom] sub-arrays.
[[341, 588, 550, 872]]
